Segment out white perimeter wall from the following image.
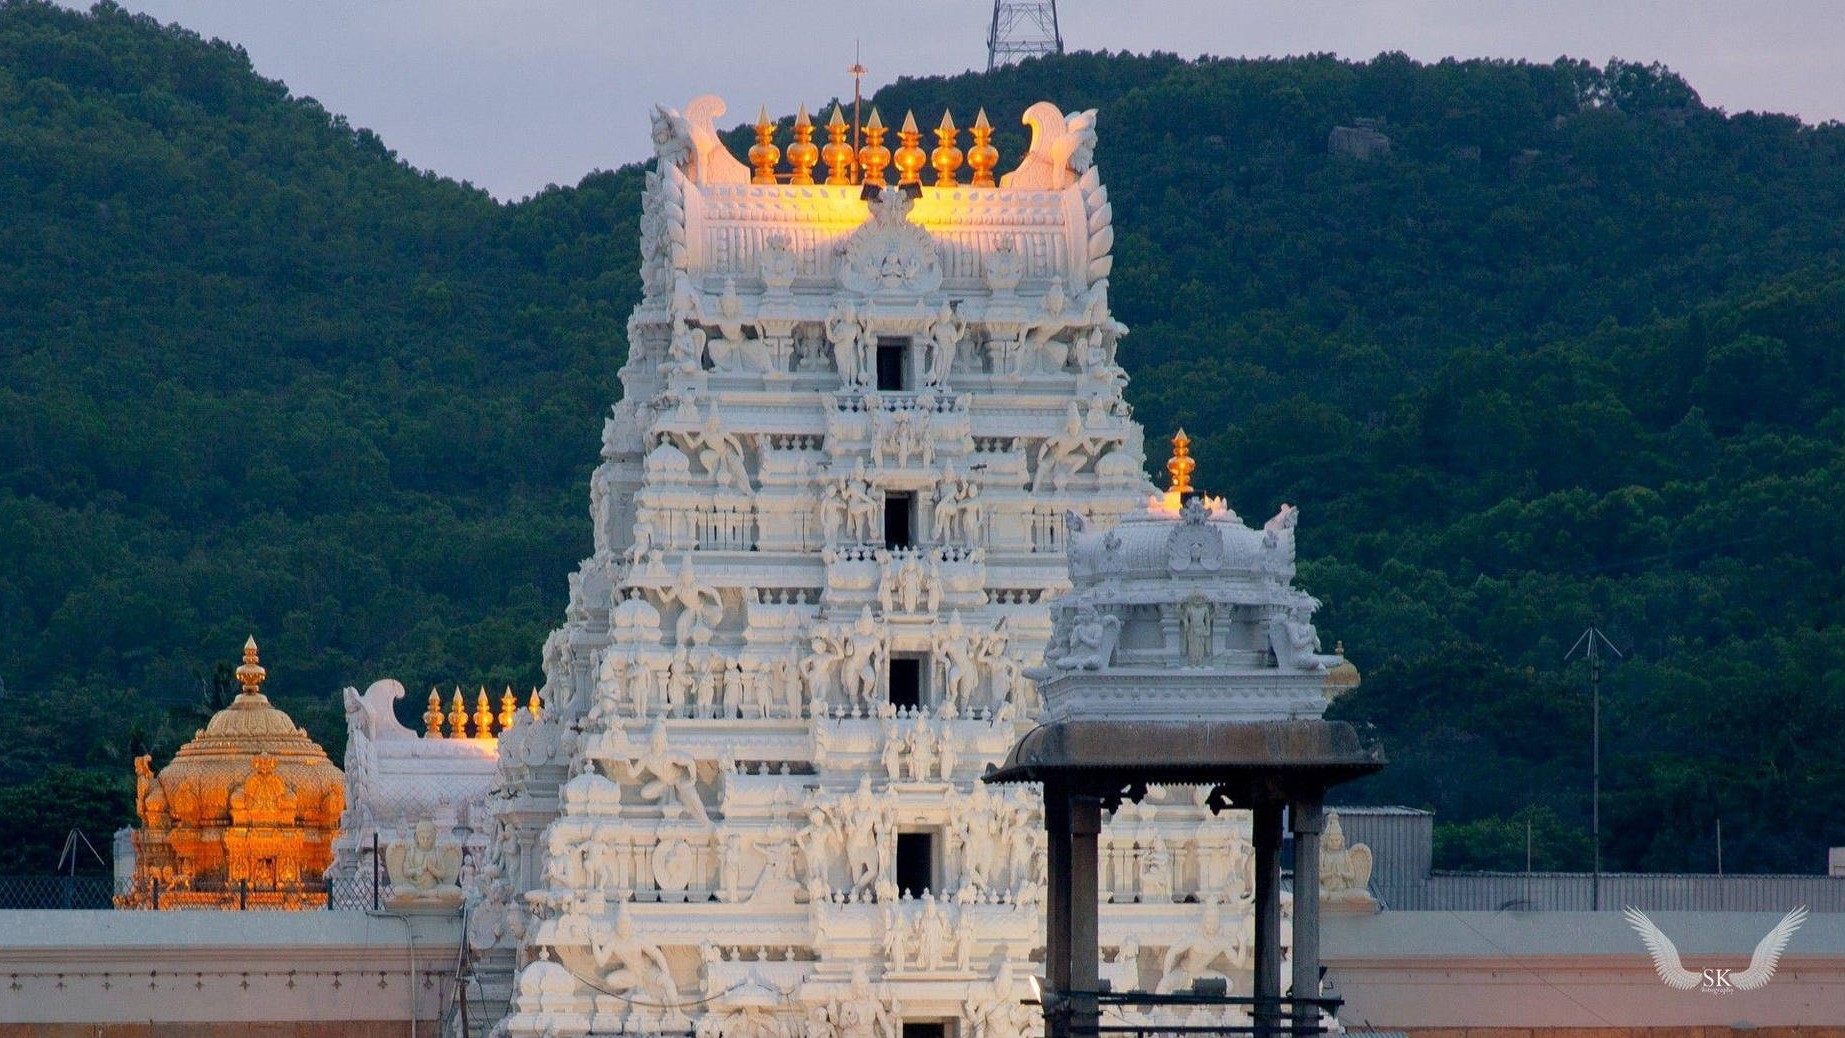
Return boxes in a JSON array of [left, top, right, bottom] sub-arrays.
[[1326, 910, 1845, 1030], [0, 910, 461, 1025]]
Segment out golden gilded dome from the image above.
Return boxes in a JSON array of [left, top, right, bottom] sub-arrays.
[[1324, 641, 1362, 698], [125, 638, 344, 908]]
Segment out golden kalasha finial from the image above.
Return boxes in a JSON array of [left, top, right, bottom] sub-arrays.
[[1164, 429, 1196, 512], [786, 104, 819, 185], [473, 687, 493, 739], [822, 105, 855, 185], [235, 636, 267, 696], [893, 110, 927, 186], [448, 688, 468, 739], [931, 110, 963, 187], [749, 106, 781, 185], [527, 688, 542, 720], [498, 686, 517, 732], [424, 688, 444, 738], [858, 108, 890, 187], [967, 108, 998, 188]]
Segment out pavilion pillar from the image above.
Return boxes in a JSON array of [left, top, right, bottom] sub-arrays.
[[1291, 792, 1325, 1035], [1044, 783, 1072, 1038], [1069, 794, 1103, 1038], [1252, 799, 1284, 1037]]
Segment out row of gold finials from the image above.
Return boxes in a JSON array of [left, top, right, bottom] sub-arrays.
[[749, 105, 1001, 189], [422, 686, 541, 740]]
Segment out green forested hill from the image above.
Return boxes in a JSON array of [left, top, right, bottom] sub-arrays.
[[3, 1, 1842, 874]]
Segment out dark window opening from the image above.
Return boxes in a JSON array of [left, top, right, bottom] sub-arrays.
[[884, 493, 914, 548], [877, 340, 907, 391], [902, 1025, 948, 1038], [896, 832, 935, 898], [889, 656, 924, 709]]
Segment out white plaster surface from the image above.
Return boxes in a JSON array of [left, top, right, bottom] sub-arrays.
[[1324, 910, 1845, 1028], [0, 910, 461, 1024]]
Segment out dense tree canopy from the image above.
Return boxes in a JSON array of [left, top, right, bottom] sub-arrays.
[[2, 1, 1841, 874]]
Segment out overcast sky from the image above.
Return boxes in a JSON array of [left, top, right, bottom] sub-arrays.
[[91, 1, 1845, 201]]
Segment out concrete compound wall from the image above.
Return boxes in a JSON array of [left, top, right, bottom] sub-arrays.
[[0, 911, 461, 1031], [1326, 911, 1845, 1034], [5, 908, 1845, 1036]]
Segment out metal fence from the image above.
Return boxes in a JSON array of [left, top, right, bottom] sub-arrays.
[[0, 874, 388, 911], [0, 875, 117, 910], [1377, 871, 1845, 913]]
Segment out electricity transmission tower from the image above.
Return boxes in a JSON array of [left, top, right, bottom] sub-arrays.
[[987, 0, 1063, 72]]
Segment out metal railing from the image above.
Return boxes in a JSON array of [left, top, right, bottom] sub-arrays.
[[1072, 990, 1341, 1038], [0, 873, 387, 911], [1376, 870, 1845, 912]]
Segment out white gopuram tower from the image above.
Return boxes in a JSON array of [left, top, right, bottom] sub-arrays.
[[469, 97, 1309, 1038]]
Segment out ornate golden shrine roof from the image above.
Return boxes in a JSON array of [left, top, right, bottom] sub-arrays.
[[155, 637, 344, 820], [126, 638, 344, 907]]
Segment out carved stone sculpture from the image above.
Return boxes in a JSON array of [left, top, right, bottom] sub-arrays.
[[385, 819, 464, 906], [1180, 593, 1215, 665], [1156, 897, 1244, 993], [1269, 607, 1343, 672], [591, 906, 679, 1004], [1320, 811, 1377, 910]]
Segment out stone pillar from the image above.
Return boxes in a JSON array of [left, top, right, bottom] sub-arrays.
[[1290, 792, 1325, 1035], [1070, 795, 1103, 1038], [1252, 800, 1283, 1037]]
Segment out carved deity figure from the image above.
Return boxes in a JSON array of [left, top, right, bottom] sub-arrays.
[[841, 606, 885, 709], [925, 303, 964, 387], [903, 714, 937, 782], [831, 965, 898, 1038], [1139, 834, 1174, 903], [1320, 811, 1377, 906], [912, 897, 950, 967], [819, 476, 850, 546], [688, 412, 752, 493], [1050, 603, 1121, 671], [844, 779, 890, 897], [1033, 401, 1093, 491], [844, 462, 879, 543], [749, 839, 802, 904], [974, 622, 1020, 713], [983, 235, 1023, 293], [666, 318, 707, 378], [1269, 606, 1343, 671], [592, 907, 679, 1004], [798, 803, 842, 893], [662, 555, 724, 644], [229, 754, 296, 825], [881, 717, 905, 779], [632, 722, 709, 825], [706, 277, 751, 370], [1026, 275, 1073, 372], [1156, 897, 1244, 993], [965, 961, 1033, 1038], [759, 233, 798, 295], [827, 299, 864, 387], [385, 820, 464, 903], [1180, 593, 1215, 665], [133, 754, 168, 829], [625, 656, 656, 718], [935, 613, 980, 710], [897, 554, 925, 613], [803, 629, 847, 711]]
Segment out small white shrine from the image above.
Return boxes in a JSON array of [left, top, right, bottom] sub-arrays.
[[325, 95, 1358, 1038]]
